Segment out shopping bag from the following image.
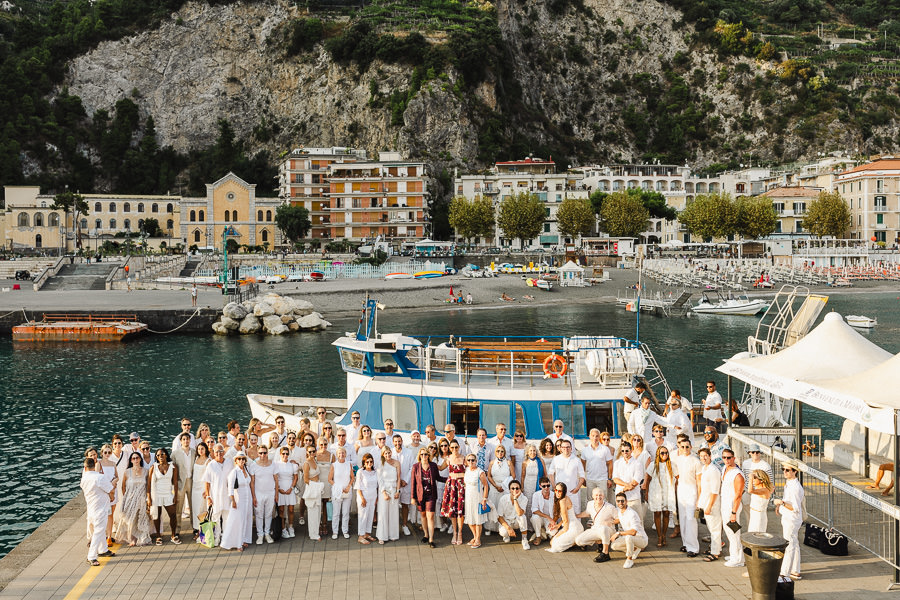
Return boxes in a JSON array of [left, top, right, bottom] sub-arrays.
[[198, 517, 216, 548], [270, 513, 283, 541], [819, 528, 848, 556], [803, 522, 825, 549]]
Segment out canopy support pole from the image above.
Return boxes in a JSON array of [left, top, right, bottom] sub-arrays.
[[865, 427, 871, 479], [893, 410, 900, 589], [727, 376, 733, 426], [794, 398, 802, 463]]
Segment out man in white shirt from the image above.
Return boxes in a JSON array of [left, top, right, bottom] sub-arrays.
[[224, 433, 247, 473], [392, 435, 415, 536], [314, 407, 331, 437], [628, 396, 667, 443], [344, 411, 362, 444], [673, 435, 702, 557], [423, 424, 439, 446], [610, 492, 648, 569], [575, 487, 617, 562], [529, 477, 554, 545], [468, 428, 494, 472], [612, 442, 645, 515], [171, 432, 196, 536], [581, 429, 614, 509], [488, 423, 514, 466], [442, 423, 464, 448], [81, 458, 114, 565], [550, 440, 586, 513], [665, 395, 693, 447], [225, 420, 240, 447], [703, 381, 724, 432], [272, 418, 289, 447], [202, 444, 230, 545], [496, 479, 530, 549], [382, 417, 395, 441], [331, 428, 357, 465], [170, 418, 197, 452], [623, 382, 647, 426], [549, 420, 574, 445]]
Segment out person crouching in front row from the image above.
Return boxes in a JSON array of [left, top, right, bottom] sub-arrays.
[[610, 492, 648, 569]]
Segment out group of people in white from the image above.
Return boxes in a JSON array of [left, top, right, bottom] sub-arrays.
[[79, 387, 805, 580]]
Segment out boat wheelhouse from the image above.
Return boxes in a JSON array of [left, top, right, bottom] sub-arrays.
[[249, 299, 669, 442]]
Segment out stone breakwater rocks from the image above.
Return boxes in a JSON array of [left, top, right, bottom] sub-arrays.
[[212, 293, 330, 335]]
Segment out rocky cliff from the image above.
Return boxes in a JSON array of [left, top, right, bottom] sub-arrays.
[[62, 0, 893, 168]]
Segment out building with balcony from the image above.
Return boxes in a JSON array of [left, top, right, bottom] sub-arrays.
[[455, 157, 590, 249], [326, 153, 428, 241], [278, 147, 368, 239], [837, 158, 900, 244], [758, 186, 820, 236]]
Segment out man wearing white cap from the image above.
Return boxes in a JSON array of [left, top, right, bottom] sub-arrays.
[[664, 395, 692, 447]]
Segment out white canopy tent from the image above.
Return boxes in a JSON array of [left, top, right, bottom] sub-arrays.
[[717, 311, 892, 403]]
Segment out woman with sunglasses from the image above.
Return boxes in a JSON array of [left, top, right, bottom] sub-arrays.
[[356, 453, 378, 544], [276, 446, 299, 538], [147, 447, 180, 545], [463, 453, 489, 548], [253, 445, 276, 543], [376, 446, 401, 544], [547, 482, 583, 552], [429, 442, 445, 532], [195, 424, 214, 452], [440, 439, 467, 545], [355, 426, 376, 468], [190, 442, 211, 538], [748, 469, 774, 533], [221, 452, 256, 551], [410, 447, 444, 547], [329, 446, 355, 539], [776, 461, 804, 579], [645, 445, 677, 547], [486, 445, 515, 534], [302, 446, 324, 540], [510, 430, 527, 474], [520, 444, 545, 516], [315, 436, 334, 538], [115, 452, 151, 546], [99, 444, 119, 545], [319, 422, 335, 445]]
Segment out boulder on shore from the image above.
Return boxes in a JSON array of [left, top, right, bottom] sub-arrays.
[[298, 313, 331, 331], [212, 321, 230, 335], [238, 314, 261, 334], [222, 302, 248, 320], [220, 316, 240, 330], [262, 314, 288, 335], [254, 302, 275, 317], [293, 299, 314, 316], [214, 293, 328, 335]]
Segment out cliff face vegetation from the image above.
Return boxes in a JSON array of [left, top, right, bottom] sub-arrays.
[[2, 0, 900, 196]]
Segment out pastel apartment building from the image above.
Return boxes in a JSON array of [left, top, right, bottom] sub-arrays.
[[837, 158, 900, 244]]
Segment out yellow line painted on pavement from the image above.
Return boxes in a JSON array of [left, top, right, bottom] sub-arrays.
[[63, 543, 119, 600]]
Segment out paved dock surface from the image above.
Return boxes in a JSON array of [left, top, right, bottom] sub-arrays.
[[0, 505, 892, 600]]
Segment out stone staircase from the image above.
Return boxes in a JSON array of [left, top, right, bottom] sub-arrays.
[[178, 258, 201, 278], [41, 263, 120, 291]]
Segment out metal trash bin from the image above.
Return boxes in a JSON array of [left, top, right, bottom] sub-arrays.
[[742, 532, 789, 600]]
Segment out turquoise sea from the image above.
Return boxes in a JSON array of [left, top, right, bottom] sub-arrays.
[[1, 290, 899, 557]]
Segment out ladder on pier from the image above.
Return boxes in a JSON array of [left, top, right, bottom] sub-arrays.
[[637, 342, 671, 412]]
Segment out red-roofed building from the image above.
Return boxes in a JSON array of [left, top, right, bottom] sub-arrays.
[[836, 158, 900, 244]]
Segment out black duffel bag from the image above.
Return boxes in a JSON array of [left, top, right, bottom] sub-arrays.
[[804, 522, 849, 556]]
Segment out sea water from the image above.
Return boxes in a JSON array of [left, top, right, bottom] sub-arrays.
[[1, 291, 898, 557]]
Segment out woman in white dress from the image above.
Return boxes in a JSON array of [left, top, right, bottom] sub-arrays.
[[356, 452, 378, 544], [115, 452, 151, 546], [645, 445, 677, 547], [538, 438, 556, 472], [547, 482, 584, 552], [355, 425, 376, 468], [99, 444, 119, 545], [302, 446, 324, 541], [148, 448, 180, 545], [253, 446, 277, 543], [486, 445, 515, 532], [221, 453, 255, 551], [109, 436, 129, 539], [376, 446, 401, 544], [329, 447, 355, 539], [191, 442, 211, 538], [510, 430, 527, 475], [463, 453, 489, 549], [519, 444, 544, 516], [748, 469, 773, 533], [275, 447, 299, 538], [314, 437, 334, 538]]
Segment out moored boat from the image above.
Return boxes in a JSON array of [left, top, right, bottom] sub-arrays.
[[846, 315, 876, 329], [249, 299, 668, 443], [413, 271, 444, 279], [12, 314, 148, 342], [385, 272, 414, 280], [692, 291, 769, 316]]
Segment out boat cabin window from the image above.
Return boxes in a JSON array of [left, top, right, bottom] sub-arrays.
[[514, 404, 526, 437], [481, 403, 510, 435], [557, 404, 586, 437], [540, 403, 554, 436], [340, 349, 365, 373], [585, 403, 614, 436], [432, 398, 448, 432], [372, 352, 401, 374], [450, 400, 480, 436], [382, 394, 417, 431]]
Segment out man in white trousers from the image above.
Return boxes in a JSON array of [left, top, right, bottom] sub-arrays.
[[81, 457, 114, 566], [202, 444, 231, 545], [529, 477, 554, 545], [673, 434, 702, 558], [610, 492, 648, 569], [496, 480, 530, 550], [574, 487, 617, 562]]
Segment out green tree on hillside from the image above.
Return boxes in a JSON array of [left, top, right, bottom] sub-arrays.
[[51, 191, 89, 249], [497, 192, 545, 248], [735, 195, 778, 239], [590, 188, 676, 221], [803, 191, 851, 237], [678, 192, 737, 240], [555, 197, 595, 240], [275, 204, 312, 246], [599, 191, 649, 238], [448, 195, 494, 244]]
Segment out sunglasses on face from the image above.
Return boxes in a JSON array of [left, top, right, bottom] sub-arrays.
[[317, 411, 326, 415], [540, 484, 550, 488], [465, 458, 475, 462]]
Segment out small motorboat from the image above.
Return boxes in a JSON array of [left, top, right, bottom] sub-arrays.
[[304, 271, 326, 282], [526, 278, 552, 291], [692, 291, 769, 316], [385, 272, 413, 280], [846, 315, 877, 329]]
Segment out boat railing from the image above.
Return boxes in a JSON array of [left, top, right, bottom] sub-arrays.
[[38, 313, 139, 323]]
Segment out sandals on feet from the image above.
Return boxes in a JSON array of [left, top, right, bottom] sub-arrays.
[[155, 538, 163, 546], [171, 536, 182, 545], [703, 554, 719, 562]]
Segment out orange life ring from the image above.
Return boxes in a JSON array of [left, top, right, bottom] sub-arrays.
[[543, 354, 568, 379]]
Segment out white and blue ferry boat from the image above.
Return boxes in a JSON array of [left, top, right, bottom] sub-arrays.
[[249, 299, 669, 442]]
